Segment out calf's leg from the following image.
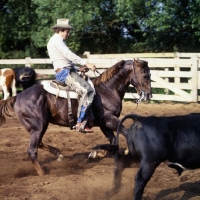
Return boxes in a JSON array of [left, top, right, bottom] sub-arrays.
[[106, 152, 132, 198], [134, 160, 160, 200]]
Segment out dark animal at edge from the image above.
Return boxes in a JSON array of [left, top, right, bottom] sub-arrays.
[[3, 67, 36, 98], [0, 59, 151, 176], [12, 66, 36, 90], [0, 67, 36, 99], [94, 113, 200, 200]]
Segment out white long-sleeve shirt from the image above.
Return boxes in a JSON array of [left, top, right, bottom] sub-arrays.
[[47, 34, 86, 72]]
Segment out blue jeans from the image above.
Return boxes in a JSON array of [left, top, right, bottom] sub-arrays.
[[55, 68, 93, 123], [55, 68, 70, 82]]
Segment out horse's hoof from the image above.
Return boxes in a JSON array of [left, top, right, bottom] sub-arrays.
[[88, 151, 97, 159], [124, 148, 129, 155], [37, 170, 45, 176], [57, 154, 64, 161], [88, 150, 107, 159]]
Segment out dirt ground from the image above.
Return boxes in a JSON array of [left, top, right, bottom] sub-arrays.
[[1, 101, 200, 200]]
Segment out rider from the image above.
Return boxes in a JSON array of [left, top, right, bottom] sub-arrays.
[[47, 18, 96, 133]]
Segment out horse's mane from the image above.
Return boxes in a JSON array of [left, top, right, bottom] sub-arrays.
[[93, 60, 125, 86]]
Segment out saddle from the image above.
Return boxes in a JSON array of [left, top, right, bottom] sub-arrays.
[[52, 80, 67, 87], [51, 80, 75, 130], [42, 80, 94, 133]]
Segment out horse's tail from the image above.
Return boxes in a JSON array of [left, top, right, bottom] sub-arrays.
[[0, 96, 16, 125]]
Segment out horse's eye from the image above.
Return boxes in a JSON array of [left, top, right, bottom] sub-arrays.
[[144, 73, 151, 79]]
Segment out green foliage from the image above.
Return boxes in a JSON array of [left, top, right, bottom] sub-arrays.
[[0, 0, 200, 59]]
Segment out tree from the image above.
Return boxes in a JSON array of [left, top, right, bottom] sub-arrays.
[[0, 0, 40, 58], [1, 0, 200, 59], [140, 0, 200, 52]]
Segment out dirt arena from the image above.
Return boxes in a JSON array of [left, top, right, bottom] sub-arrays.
[[1, 101, 200, 200]]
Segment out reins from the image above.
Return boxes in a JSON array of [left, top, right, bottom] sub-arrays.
[[93, 67, 141, 104]]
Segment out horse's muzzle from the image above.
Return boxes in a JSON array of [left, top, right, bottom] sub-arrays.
[[138, 90, 152, 102]]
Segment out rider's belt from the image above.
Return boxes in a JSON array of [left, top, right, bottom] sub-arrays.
[[55, 67, 68, 73]]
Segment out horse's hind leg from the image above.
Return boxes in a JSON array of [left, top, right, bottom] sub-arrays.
[[39, 142, 64, 161], [15, 102, 50, 176], [28, 133, 46, 176]]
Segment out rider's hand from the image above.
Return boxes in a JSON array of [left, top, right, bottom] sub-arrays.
[[85, 62, 96, 72], [78, 66, 89, 73]]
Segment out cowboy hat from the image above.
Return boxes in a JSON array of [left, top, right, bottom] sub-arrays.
[[51, 19, 73, 30]]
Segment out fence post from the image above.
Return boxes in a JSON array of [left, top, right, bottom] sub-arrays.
[[191, 55, 198, 102], [83, 51, 90, 58], [25, 57, 31, 67], [174, 53, 180, 95]]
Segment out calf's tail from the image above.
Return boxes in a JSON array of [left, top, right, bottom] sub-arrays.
[[93, 114, 139, 152], [116, 114, 139, 146], [0, 96, 16, 125]]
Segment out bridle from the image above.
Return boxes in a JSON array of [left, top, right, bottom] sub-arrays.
[[93, 62, 142, 104], [128, 60, 147, 103]]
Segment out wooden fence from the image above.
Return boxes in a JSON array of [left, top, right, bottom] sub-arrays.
[[0, 52, 200, 102]]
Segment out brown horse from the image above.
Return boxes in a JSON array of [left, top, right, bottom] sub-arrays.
[[0, 68, 17, 100], [0, 59, 152, 176]]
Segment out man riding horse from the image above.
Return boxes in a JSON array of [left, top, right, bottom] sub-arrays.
[[47, 18, 96, 133]]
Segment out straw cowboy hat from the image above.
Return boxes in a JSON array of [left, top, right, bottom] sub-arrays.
[[51, 19, 73, 30]]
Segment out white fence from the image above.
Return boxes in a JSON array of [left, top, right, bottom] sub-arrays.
[[0, 52, 200, 102]]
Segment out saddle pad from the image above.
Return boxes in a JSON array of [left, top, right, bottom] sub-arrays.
[[41, 80, 78, 99]]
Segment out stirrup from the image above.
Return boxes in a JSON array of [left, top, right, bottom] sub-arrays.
[[73, 122, 94, 133]]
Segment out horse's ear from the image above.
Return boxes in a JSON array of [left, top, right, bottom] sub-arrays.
[[134, 58, 139, 62], [133, 59, 147, 68], [118, 60, 125, 68]]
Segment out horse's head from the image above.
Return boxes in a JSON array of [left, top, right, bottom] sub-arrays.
[[129, 58, 152, 102]]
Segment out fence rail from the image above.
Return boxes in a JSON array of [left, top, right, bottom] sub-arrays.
[[0, 52, 200, 102]]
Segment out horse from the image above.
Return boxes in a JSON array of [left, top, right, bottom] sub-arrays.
[[0, 68, 17, 100], [0, 59, 152, 176]]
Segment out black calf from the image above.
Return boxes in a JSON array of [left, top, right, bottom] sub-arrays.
[[94, 113, 200, 200], [13, 66, 36, 90]]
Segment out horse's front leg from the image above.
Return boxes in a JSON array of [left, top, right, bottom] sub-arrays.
[[88, 126, 115, 159], [39, 142, 64, 161], [103, 114, 129, 155], [104, 114, 127, 139], [89, 115, 127, 159], [100, 126, 116, 145]]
